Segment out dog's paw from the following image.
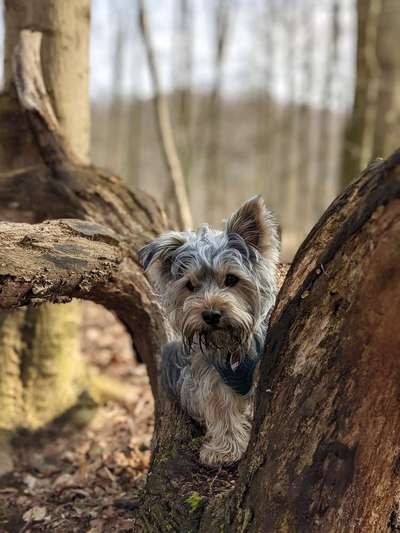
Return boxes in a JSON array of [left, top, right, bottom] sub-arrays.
[[199, 442, 245, 467]]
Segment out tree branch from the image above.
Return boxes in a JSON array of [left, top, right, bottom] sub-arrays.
[[0, 219, 122, 308], [138, 0, 192, 230]]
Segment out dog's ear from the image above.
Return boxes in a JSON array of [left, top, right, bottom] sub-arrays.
[[138, 231, 188, 283], [225, 196, 280, 263]]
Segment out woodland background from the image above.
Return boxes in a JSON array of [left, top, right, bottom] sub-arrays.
[[88, 0, 397, 259], [0, 0, 399, 531], [89, 0, 353, 259], [0, 0, 395, 257]]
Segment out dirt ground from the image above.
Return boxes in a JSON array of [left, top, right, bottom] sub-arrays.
[[0, 302, 154, 532]]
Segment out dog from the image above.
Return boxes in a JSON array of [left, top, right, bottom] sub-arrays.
[[138, 196, 280, 466]]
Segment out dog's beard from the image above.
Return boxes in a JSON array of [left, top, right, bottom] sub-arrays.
[[181, 314, 253, 359]]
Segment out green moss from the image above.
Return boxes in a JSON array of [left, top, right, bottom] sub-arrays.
[[188, 436, 203, 450], [186, 491, 204, 513]]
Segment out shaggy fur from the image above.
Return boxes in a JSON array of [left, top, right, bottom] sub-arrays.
[[139, 196, 280, 466]]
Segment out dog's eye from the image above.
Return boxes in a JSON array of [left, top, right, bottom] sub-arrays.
[[224, 274, 239, 287], [186, 280, 195, 292]]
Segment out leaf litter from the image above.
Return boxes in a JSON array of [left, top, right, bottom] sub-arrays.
[[0, 302, 153, 532]]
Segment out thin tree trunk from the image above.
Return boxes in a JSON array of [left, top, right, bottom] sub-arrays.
[[297, 0, 315, 231], [315, 0, 340, 216], [138, 0, 192, 231], [266, 0, 284, 219], [279, 2, 297, 235], [340, 0, 387, 188], [173, 0, 194, 184], [107, 10, 125, 172], [204, 0, 230, 225], [125, 33, 144, 190], [254, 1, 276, 213]]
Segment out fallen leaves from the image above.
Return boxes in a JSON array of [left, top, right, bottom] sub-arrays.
[[23, 505, 48, 522]]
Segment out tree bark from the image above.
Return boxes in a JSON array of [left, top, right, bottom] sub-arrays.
[[0, 219, 128, 307]]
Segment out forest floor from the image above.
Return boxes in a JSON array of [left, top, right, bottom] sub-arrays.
[[0, 302, 153, 533]]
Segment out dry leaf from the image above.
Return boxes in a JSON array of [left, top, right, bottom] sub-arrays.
[[23, 474, 37, 490], [23, 506, 48, 522]]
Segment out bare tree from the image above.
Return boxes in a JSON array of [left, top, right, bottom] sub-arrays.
[[296, 0, 315, 230], [203, 0, 231, 223], [107, 5, 126, 170], [172, 0, 194, 182], [0, 0, 90, 474], [341, 0, 400, 187], [279, 1, 298, 235], [138, 0, 192, 230], [254, 0, 278, 213], [315, 0, 340, 215]]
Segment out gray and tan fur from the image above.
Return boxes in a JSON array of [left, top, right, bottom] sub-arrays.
[[139, 196, 280, 466]]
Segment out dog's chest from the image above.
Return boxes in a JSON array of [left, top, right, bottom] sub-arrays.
[[189, 349, 257, 396]]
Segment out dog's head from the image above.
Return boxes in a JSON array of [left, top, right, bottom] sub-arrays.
[[139, 196, 280, 354]]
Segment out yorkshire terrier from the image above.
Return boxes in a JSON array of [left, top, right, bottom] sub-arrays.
[[139, 196, 280, 466]]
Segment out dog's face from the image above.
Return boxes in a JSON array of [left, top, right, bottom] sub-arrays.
[[139, 196, 280, 354]]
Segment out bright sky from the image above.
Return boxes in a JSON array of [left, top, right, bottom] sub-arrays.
[[0, 0, 356, 110], [90, 0, 356, 110]]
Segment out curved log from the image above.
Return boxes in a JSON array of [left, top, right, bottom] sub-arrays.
[[0, 30, 170, 393]]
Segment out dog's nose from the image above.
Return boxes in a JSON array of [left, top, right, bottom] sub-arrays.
[[202, 310, 222, 326]]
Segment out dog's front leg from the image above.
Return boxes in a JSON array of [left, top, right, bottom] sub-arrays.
[[198, 376, 251, 466]]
